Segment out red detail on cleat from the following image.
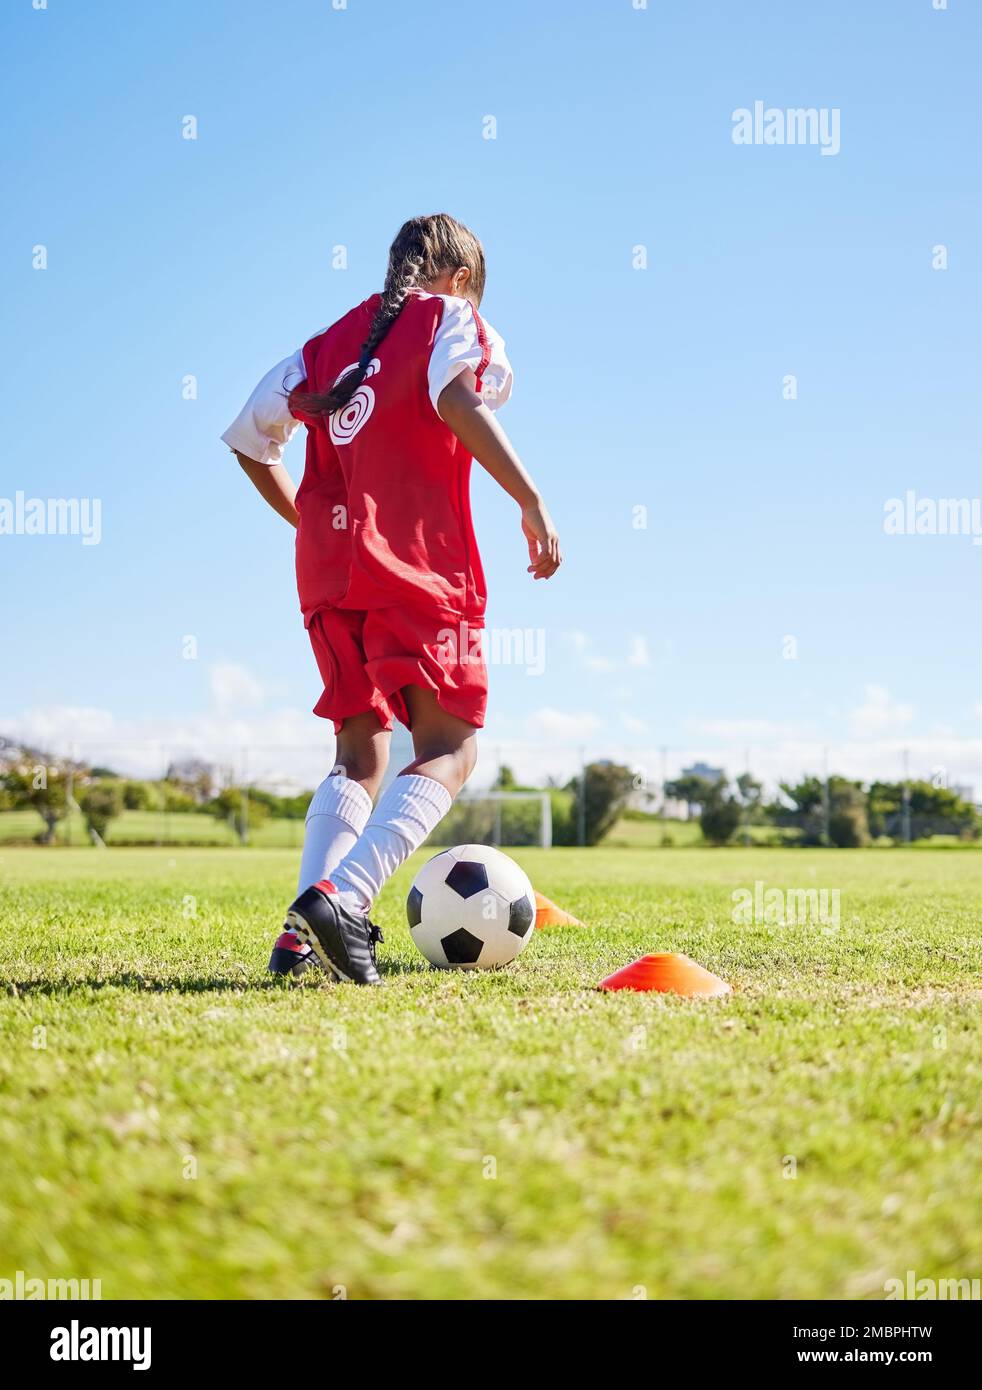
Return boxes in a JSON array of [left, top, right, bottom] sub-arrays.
[[274, 931, 307, 954], [315, 879, 338, 895]]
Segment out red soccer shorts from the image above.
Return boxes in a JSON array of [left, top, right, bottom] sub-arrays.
[[307, 606, 487, 733]]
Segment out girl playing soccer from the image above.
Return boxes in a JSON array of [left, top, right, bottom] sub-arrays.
[[222, 214, 561, 984]]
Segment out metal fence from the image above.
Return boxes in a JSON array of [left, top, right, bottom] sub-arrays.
[[2, 735, 979, 848]]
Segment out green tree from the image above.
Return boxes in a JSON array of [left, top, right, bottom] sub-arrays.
[[868, 780, 980, 841], [664, 774, 719, 817], [699, 790, 742, 845], [79, 782, 124, 842], [165, 758, 215, 803], [772, 776, 824, 844], [827, 782, 870, 848], [2, 761, 71, 844], [122, 780, 156, 811], [565, 761, 635, 846], [161, 782, 198, 813], [776, 775, 870, 847], [206, 788, 270, 844], [278, 792, 313, 820], [735, 772, 764, 812]]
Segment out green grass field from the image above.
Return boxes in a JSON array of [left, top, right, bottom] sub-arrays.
[[0, 808, 308, 849], [1, 845, 980, 1300]]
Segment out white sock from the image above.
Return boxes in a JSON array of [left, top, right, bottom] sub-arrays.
[[296, 775, 373, 896], [328, 774, 453, 915]]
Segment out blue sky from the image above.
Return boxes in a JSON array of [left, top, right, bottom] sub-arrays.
[[1, 0, 980, 792]]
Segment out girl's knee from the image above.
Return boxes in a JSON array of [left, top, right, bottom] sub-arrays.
[[334, 724, 390, 791], [402, 735, 476, 798], [439, 739, 478, 797], [333, 754, 386, 790]]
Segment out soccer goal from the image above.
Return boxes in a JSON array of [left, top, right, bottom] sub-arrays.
[[433, 789, 552, 849]]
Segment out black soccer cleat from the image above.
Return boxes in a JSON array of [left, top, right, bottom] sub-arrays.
[[267, 929, 317, 979], [283, 880, 384, 986]]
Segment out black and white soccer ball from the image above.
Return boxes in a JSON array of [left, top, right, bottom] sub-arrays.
[[407, 844, 536, 969]]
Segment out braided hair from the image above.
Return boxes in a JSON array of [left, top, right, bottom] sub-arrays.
[[289, 213, 486, 420]]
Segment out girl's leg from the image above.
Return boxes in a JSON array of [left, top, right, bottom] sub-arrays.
[[327, 687, 476, 914], [295, 710, 390, 893], [399, 686, 478, 795]]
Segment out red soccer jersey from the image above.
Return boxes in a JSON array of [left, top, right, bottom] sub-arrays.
[[291, 292, 492, 625]]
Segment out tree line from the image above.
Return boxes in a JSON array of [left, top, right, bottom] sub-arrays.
[[2, 738, 977, 848], [0, 744, 310, 845], [664, 772, 980, 846]]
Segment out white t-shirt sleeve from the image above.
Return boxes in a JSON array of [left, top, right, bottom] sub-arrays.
[[428, 295, 513, 417], [220, 349, 307, 465]]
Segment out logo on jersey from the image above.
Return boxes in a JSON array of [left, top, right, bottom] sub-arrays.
[[329, 358, 381, 445]]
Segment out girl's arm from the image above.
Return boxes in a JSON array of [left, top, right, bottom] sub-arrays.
[[234, 453, 300, 528], [438, 370, 561, 580], [222, 348, 306, 527]]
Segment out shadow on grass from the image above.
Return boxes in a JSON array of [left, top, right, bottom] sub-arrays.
[[7, 959, 424, 995]]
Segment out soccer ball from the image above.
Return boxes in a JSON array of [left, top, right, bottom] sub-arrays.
[[407, 844, 536, 969]]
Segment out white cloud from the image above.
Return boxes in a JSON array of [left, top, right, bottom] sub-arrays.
[[8, 682, 981, 807], [209, 661, 266, 716], [524, 707, 603, 742], [850, 685, 914, 736], [687, 717, 809, 740], [0, 704, 335, 785], [0, 705, 117, 748], [718, 738, 982, 797], [566, 629, 651, 673], [564, 631, 613, 671]]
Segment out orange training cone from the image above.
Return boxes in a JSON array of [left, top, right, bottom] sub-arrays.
[[534, 890, 586, 929], [598, 953, 731, 998]]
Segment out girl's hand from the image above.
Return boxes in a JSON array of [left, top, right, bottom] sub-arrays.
[[522, 501, 562, 580]]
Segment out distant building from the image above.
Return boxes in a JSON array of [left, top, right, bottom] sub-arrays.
[[682, 762, 725, 785]]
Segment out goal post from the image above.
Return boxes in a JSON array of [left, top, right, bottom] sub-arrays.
[[433, 789, 552, 849]]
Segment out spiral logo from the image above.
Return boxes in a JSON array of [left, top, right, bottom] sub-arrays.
[[329, 358, 380, 445]]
